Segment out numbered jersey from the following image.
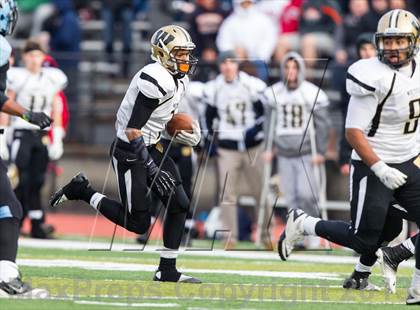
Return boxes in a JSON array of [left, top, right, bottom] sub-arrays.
[[116, 62, 189, 145], [7, 67, 67, 130], [346, 55, 420, 163], [265, 81, 329, 136], [203, 71, 266, 141]]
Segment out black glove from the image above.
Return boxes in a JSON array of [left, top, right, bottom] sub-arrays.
[[22, 111, 52, 129], [130, 136, 176, 196]]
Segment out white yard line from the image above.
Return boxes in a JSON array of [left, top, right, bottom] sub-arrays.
[[18, 238, 415, 268], [17, 258, 341, 280]]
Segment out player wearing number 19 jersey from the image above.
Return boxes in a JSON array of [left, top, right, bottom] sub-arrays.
[[278, 9, 420, 304]]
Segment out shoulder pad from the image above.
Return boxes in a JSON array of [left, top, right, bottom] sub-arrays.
[[138, 63, 175, 99], [44, 68, 68, 90], [346, 58, 384, 97]]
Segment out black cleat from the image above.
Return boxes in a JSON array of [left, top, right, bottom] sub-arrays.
[[50, 172, 92, 207], [342, 271, 380, 291], [153, 269, 202, 284], [30, 224, 55, 239], [0, 277, 49, 298]]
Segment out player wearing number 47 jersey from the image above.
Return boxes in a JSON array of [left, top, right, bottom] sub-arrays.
[[51, 25, 202, 283], [278, 9, 420, 304]]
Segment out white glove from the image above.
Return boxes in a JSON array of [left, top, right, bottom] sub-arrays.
[[48, 127, 64, 160], [174, 120, 201, 146], [0, 127, 9, 161], [371, 161, 407, 190]]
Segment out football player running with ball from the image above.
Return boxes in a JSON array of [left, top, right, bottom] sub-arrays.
[[51, 25, 202, 283], [277, 9, 420, 304], [0, 0, 52, 297]]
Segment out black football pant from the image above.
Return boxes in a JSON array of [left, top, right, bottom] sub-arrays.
[[93, 139, 190, 250], [0, 153, 23, 262], [12, 130, 49, 235], [315, 157, 420, 267]]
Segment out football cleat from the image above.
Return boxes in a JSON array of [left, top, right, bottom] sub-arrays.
[[0, 277, 49, 298], [153, 270, 201, 284], [278, 209, 306, 261], [407, 287, 420, 305], [342, 271, 381, 291], [376, 245, 412, 294], [50, 172, 91, 207]]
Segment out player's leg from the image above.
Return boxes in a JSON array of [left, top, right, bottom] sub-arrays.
[[148, 146, 201, 283], [278, 160, 393, 260], [217, 148, 241, 246], [0, 157, 47, 297], [27, 136, 51, 238]]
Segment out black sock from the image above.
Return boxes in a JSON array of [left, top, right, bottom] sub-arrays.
[[315, 220, 353, 248], [159, 257, 177, 271], [0, 218, 19, 261], [360, 252, 378, 267]]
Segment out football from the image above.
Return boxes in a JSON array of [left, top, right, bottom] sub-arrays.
[[166, 113, 194, 136]]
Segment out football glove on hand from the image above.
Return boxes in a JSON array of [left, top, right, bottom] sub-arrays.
[[48, 127, 64, 160], [174, 121, 201, 146], [130, 136, 176, 196], [0, 127, 9, 161], [22, 111, 52, 129], [371, 161, 407, 190]]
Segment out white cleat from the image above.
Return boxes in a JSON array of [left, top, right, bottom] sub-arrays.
[[406, 287, 420, 305], [376, 248, 397, 294], [278, 209, 306, 261]]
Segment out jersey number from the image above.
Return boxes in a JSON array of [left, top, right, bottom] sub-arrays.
[[29, 95, 47, 112], [282, 104, 303, 128], [226, 102, 246, 126], [403, 99, 420, 134]]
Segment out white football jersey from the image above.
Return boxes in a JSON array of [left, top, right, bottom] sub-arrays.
[[346, 55, 420, 163], [116, 62, 189, 145], [203, 71, 266, 141], [264, 80, 329, 137], [7, 67, 67, 130]]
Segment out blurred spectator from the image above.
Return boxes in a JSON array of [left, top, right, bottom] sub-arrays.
[[193, 43, 219, 82], [15, 0, 54, 38], [274, 0, 303, 62], [359, 0, 388, 33], [334, 0, 369, 65], [390, 0, 407, 10], [43, 0, 81, 140], [298, 0, 342, 67], [101, 0, 134, 77], [188, 0, 228, 57], [408, 0, 420, 16], [216, 0, 277, 80]]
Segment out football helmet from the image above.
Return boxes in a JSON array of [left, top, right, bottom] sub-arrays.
[[375, 9, 420, 68], [150, 25, 197, 75], [0, 0, 18, 36]]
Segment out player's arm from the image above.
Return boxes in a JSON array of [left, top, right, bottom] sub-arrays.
[[48, 94, 65, 160], [345, 94, 407, 189], [124, 91, 176, 196]]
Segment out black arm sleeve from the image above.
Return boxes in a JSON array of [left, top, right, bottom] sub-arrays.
[[205, 105, 219, 136], [0, 63, 9, 110], [127, 91, 160, 129]]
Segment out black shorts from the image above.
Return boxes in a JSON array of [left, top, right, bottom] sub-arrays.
[[350, 157, 420, 249]]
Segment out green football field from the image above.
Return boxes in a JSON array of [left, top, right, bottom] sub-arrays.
[[1, 238, 414, 309]]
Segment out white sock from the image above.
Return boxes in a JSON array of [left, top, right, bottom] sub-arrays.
[[160, 247, 178, 259], [0, 261, 19, 282], [412, 268, 420, 288], [89, 193, 105, 210], [302, 216, 320, 236], [403, 238, 416, 255], [355, 261, 373, 273]]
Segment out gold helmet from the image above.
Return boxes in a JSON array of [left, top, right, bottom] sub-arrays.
[[150, 25, 198, 75], [375, 9, 420, 68]]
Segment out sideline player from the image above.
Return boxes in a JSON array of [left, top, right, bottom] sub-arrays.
[[277, 9, 420, 304], [0, 0, 52, 296], [51, 25, 202, 283], [2, 40, 67, 238]]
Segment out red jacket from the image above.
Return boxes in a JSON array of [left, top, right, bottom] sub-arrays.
[[279, 0, 303, 34]]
